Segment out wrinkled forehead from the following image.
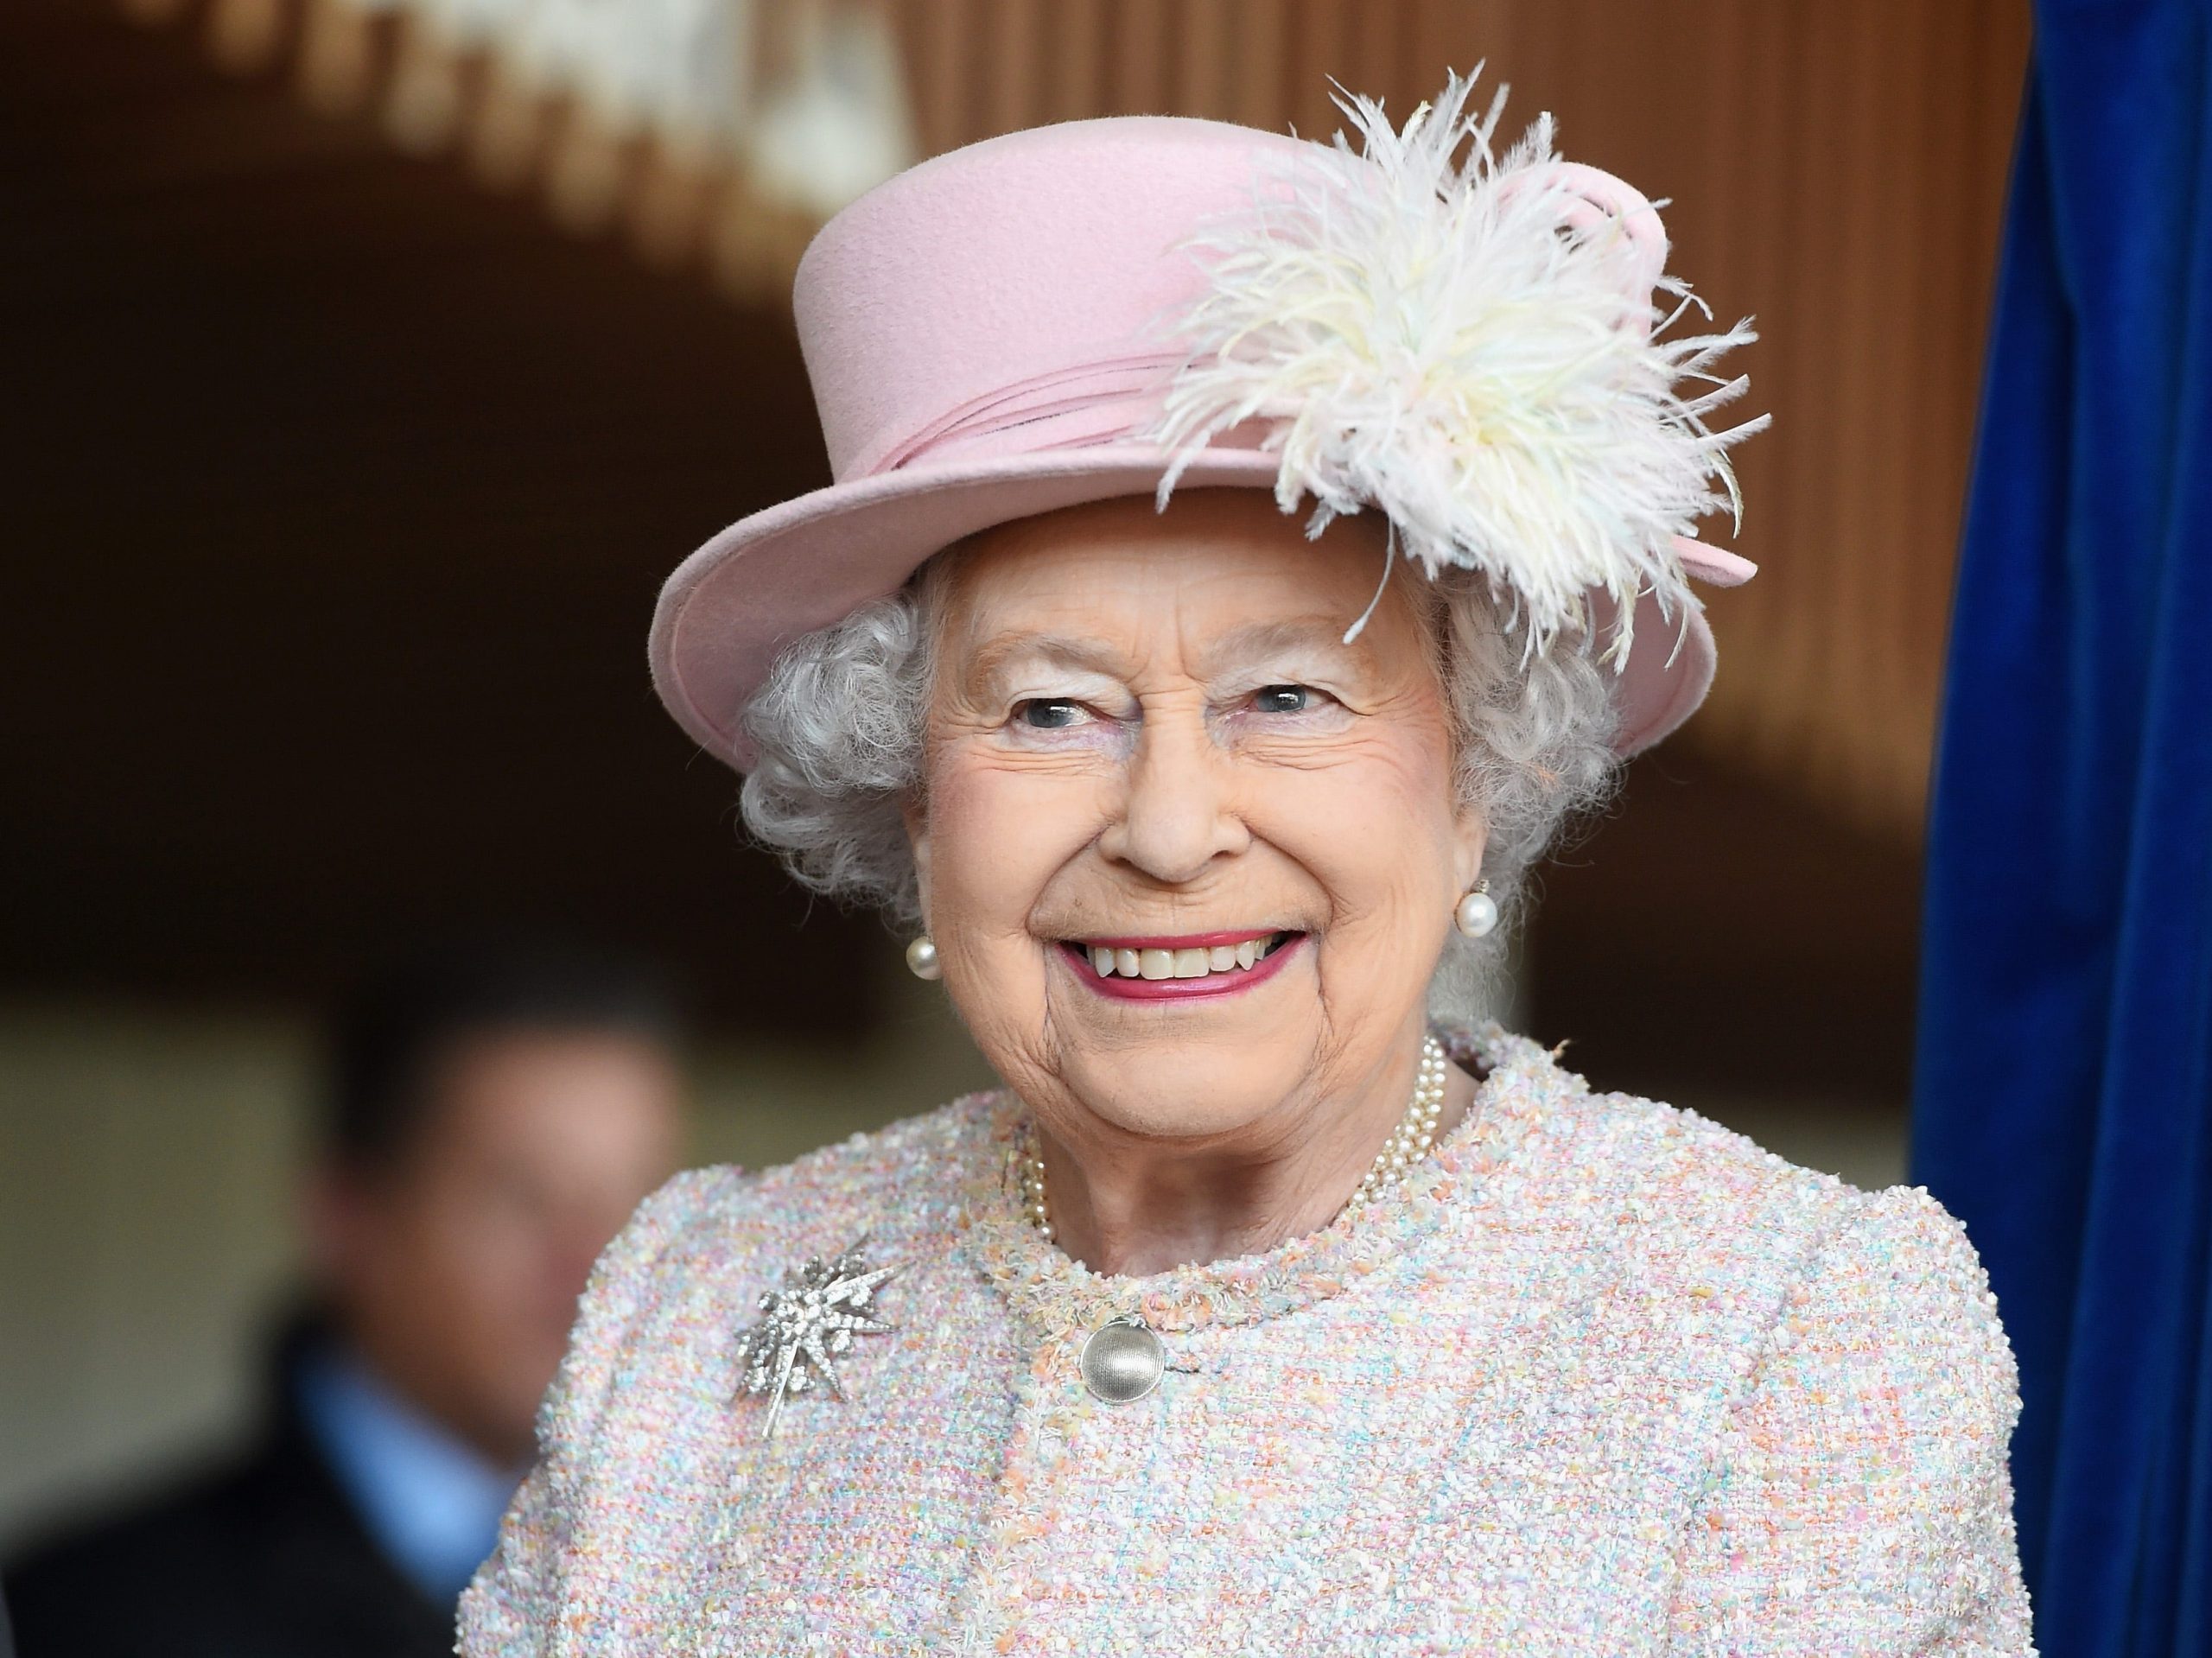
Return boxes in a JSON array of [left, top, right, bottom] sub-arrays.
[[919, 492, 1436, 686]]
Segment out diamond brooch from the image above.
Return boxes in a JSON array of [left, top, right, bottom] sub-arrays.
[[735, 1240, 899, 1438]]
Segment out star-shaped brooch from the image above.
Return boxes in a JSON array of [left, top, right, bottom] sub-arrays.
[[735, 1239, 899, 1438]]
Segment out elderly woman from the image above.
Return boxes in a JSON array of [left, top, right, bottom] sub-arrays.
[[461, 78, 2031, 1655]]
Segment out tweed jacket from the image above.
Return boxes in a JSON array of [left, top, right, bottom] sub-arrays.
[[460, 1031, 2033, 1655]]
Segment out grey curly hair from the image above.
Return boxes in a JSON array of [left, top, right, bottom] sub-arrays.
[[735, 546, 1621, 1017]]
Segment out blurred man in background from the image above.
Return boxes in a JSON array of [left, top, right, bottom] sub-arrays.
[[3, 943, 687, 1657]]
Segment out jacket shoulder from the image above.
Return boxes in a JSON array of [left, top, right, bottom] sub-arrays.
[[1523, 1058, 2012, 1413], [603, 1092, 995, 1273], [1558, 1073, 1998, 1264], [461, 1096, 1006, 1650], [1503, 1055, 1996, 1330], [539, 1094, 997, 1436], [1527, 1063, 1859, 1244]]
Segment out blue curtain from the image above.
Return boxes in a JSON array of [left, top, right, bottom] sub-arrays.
[[1911, 3, 2212, 1653]]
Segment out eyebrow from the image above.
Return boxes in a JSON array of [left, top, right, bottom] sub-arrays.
[[962, 616, 1366, 689], [963, 633, 1130, 689], [1196, 618, 1364, 670]]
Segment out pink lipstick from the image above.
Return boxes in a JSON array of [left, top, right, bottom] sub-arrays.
[[1057, 931, 1306, 1001]]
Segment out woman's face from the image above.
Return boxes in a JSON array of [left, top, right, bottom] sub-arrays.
[[911, 492, 1486, 1153]]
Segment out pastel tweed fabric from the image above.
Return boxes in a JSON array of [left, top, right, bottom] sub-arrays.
[[460, 1031, 2033, 1655]]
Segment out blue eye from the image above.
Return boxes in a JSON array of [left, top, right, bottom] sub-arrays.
[[1017, 698, 1084, 729], [1253, 684, 1311, 714]]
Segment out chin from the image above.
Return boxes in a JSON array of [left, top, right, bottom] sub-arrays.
[[1055, 1027, 1315, 1144]]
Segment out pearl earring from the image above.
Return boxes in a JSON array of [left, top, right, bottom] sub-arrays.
[[1454, 880, 1498, 939], [904, 936, 942, 980]]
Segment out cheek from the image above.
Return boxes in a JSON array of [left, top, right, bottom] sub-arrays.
[[924, 757, 1099, 940], [1262, 738, 1463, 923]]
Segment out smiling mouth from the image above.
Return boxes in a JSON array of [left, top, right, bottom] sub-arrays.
[[1055, 930, 1306, 1000]]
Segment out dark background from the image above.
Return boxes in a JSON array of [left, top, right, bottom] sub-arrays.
[[5, 1, 863, 1032]]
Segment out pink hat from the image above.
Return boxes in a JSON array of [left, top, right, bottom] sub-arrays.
[[650, 84, 1761, 772]]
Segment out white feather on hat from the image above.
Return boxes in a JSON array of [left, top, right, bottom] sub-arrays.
[[1148, 69, 1769, 663]]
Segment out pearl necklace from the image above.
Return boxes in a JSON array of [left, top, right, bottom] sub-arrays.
[[1344, 1033, 1451, 1209], [1018, 1035, 1453, 1240]]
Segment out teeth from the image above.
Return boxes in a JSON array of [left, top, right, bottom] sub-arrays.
[[1082, 936, 1288, 979]]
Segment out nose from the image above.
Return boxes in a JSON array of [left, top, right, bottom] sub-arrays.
[[1096, 702, 1249, 884]]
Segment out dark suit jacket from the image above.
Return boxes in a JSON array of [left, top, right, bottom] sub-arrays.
[[3, 1352, 456, 1658]]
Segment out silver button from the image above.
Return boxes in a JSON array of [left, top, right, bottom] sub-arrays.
[[1078, 1314, 1165, 1403]]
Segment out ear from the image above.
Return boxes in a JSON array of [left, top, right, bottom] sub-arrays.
[[1451, 798, 1490, 898], [901, 792, 933, 924]]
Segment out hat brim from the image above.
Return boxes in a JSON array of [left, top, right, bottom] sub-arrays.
[[650, 446, 1725, 771]]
